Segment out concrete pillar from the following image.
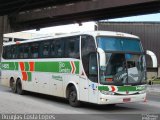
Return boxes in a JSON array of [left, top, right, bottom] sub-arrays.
[[0, 21, 2, 80], [0, 16, 12, 54], [0, 16, 12, 80], [0, 33, 2, 59], [0, 18, 3, 58]]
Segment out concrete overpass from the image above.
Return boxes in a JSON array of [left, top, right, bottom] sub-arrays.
[[1, 0, 160, 32], [0, 0, 160, 54]]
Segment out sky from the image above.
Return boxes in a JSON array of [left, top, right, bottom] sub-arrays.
[[23, 13, 160, 35], [108, 13, 160, 22]]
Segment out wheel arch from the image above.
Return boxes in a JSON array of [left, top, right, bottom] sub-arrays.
[[65, 81, 79, 100], [10, 76, 22, 84]]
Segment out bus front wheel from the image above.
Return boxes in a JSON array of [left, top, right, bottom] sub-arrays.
[[68, 86, 80, 107]]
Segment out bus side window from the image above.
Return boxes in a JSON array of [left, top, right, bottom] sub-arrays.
[[50, 41, 56, 58], [2, 46, 7, 59], [81, 35, 97, 83], [18, 45, 24, 59], [11, 46, 18, 59], [89, 53, 98, 82], [6, 46, 12, 59], [3, 46, 9, 59], [31, 43, 39, 58], [89, 53, 98, 75], [24, 44, 30, 59], [65, 36, 80, 59], [41, 41, 50, 58], [55, 39, 64, 58]]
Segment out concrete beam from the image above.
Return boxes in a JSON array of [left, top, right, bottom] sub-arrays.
[[0, 16, 12, 34], [10, 0, 160, 31], [0, 0, 91, 16]]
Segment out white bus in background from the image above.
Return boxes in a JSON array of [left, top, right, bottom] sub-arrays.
[[0, 31, 147, 107]]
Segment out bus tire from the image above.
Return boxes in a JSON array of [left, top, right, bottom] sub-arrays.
[[10, 78, 16, 93], [16, 79, 24, 95], [68, 86, 80, 107]]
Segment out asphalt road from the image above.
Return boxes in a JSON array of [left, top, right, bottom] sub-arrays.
[[0, 85, 160, 120]]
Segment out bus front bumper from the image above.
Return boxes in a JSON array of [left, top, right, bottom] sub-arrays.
[[98, 93, 146, 104]]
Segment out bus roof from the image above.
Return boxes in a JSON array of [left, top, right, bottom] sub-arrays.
[[3, 31, 139, 46]]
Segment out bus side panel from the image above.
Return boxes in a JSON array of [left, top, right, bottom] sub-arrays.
[[22, 72, 38, 93], [36, 72, 51, 94], [23, 71, 64, 98], [1, 70, 11, 87], [51, 73, 64, 97], [1, 70, 20, 87]]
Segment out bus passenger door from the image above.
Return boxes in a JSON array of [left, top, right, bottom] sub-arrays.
[[79, 75, 89, 102], [81, 35, 97, 103], [88, 53, 99, 103]]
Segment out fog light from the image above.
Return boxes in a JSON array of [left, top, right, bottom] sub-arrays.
[[100, 98, 105, 102]]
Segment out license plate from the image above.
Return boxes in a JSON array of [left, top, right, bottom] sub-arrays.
[[123, 98, 131, 102]]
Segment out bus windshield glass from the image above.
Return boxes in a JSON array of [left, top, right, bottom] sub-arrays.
[[97, 36, 142, 52], [97, 36, 146, 85]]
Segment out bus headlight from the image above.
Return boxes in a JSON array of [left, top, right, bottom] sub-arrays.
[[100, 90, 115, 95]]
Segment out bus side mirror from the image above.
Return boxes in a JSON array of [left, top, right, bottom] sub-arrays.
[[97, 48, 106, 70]]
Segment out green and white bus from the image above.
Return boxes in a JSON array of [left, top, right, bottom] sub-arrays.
[[0, 31, 147, 107]]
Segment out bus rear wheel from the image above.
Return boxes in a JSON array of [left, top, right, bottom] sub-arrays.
[[16, 79, 24, 95], [10, 78, 16, 93], [68, 86, 80, 107]]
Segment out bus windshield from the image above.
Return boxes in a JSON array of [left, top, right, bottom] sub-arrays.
[[97, 36, 142, 52], [97, 36, 146, 85]]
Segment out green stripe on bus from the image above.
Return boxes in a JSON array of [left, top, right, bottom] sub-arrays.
[[14, 62, 18, 70], [98, 86, 146, 92], [1, 61, 80, 74], [74, 61, 80, 74], [98, 86, 109, 91], [25, 62, 30, 71], [34, 61, 79, 74], [0, 62, 18, 70], [35, 62, 59, 72], [27, 72, 32, 81], [117, 86, 137, 91]]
